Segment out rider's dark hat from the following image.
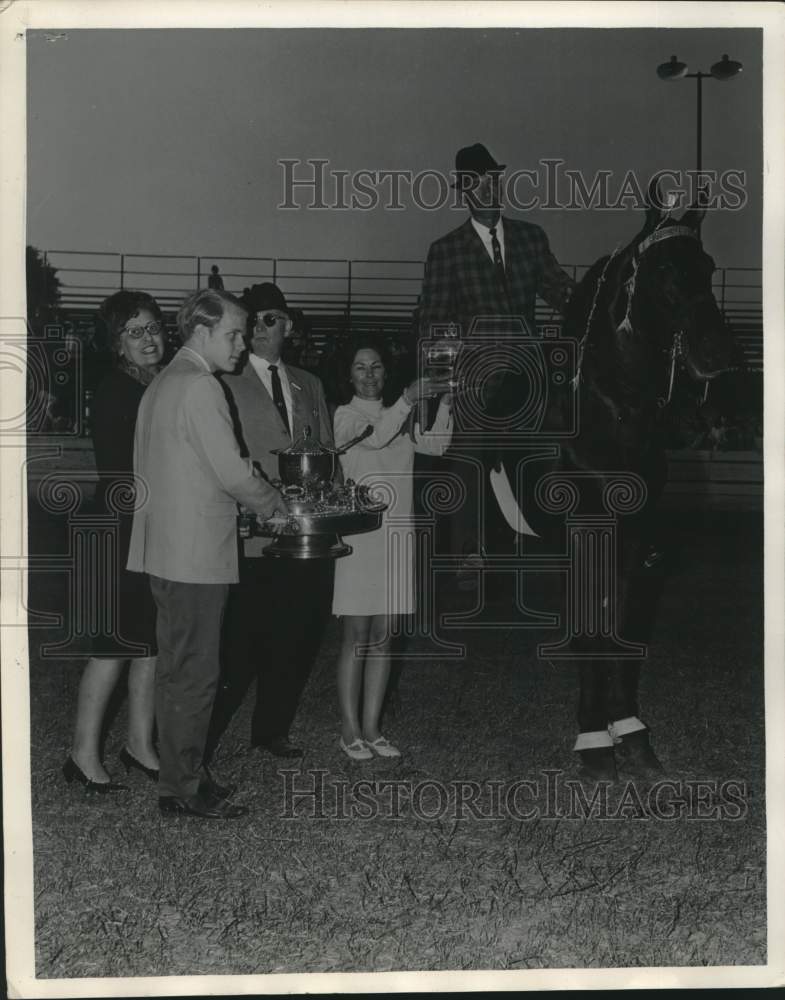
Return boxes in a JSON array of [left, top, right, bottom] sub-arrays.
[[452, 143, 506, 190]]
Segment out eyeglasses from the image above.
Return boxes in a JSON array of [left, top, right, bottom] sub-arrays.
[[123, 321, 164, 340], [256, 312, 290, 329]]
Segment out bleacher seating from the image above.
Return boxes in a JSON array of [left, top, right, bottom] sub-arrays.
[[45, 250, 763, 371]]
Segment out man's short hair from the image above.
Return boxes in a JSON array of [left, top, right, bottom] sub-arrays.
[[177, 289, 246, 343]]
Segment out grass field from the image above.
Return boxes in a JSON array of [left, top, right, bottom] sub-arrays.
[[28, 509, 765, 978]]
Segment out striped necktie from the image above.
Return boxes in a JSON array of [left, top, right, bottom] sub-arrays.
[[489, 224, 508, 295]]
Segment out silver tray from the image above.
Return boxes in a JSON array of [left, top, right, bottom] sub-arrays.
[[251, 502, 386, 560], [253, 507, 384, 537]]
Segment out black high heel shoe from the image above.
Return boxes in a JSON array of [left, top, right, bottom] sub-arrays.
[[119, 746, 159, 782], [62, 756, 129, 793]]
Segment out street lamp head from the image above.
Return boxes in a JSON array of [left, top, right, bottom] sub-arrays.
[[710, 54, 743, 81], [657, 55, 689, 80]]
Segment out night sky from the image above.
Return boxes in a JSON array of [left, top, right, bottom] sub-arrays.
[[26, 26, 763, 273]]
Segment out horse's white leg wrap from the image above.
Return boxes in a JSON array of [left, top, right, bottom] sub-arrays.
[[573, 730, 614, 751], [608, 716, 646, 742]]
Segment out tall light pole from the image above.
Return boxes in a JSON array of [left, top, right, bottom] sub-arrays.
[[657, 54, 743, 194]]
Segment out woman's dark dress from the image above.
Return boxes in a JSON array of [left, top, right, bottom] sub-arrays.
[[91, 368, 157, 657]]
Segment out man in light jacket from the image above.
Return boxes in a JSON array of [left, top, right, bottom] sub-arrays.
[[128, 288, 283, 819]]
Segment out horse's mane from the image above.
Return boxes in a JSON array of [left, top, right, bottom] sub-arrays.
[[565, 200, 680, 344], [563, 255, 612, 341], [562, 248, 639, 358]]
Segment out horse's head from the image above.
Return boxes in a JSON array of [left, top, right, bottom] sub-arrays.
[[622, 196, 735, 385]]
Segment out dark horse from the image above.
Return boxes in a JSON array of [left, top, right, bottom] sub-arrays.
[[489, 195, 738, 781]]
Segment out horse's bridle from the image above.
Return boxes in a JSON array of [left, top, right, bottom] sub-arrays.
[[634, 226, 708, 408], [658, 330, 688, 408], [574, 223, 749, 410], [636, 224, 697, 257]]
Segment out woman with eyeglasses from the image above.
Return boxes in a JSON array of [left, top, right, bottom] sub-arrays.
[[64, 290, 166, 791], [332, 335, 453, 761]]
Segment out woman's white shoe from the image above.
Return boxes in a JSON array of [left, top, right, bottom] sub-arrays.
[[366, 736, 401, 758], [339, 737, 373, 761]]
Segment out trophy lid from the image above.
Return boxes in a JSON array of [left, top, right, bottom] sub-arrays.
[[275, 425, 334, 456]]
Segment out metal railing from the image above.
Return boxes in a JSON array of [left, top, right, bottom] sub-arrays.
[[43, 250, 763, 365]]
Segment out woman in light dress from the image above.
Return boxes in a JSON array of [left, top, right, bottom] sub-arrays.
[[332, 336, 453, 760]]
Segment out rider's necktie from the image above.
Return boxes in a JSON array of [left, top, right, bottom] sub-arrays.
[[269, 364, 291, 437], [489, 225, 509, 296]]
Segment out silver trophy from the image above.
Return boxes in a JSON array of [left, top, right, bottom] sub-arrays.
[[423, 328, 483, 393]]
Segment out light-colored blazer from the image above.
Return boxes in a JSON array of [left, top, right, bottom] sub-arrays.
[[221, 358, 333, 557], [127, 347, 281, 584]]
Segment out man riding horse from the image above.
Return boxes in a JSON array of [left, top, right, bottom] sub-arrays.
[[417, 143, 575, 576]]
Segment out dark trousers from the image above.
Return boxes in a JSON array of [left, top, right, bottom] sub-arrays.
[[446, 449, 485, 555], [149, 576, 229, 799], [442, 448, 513, 556], [205, 556, 333, 757]]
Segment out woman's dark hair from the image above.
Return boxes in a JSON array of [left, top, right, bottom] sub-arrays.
[[335, 334, 399, 405], [343, 333, 392, 374], [97, 290, 164, 361]]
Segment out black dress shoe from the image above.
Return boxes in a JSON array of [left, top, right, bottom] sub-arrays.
[[615, 729, 664, 779], [119, 747, 159, 782], [255, 736, 304, 758], [158, 793, 248, 819], [199, 766, 236, 801], [63, 756, 129, 793], [577, 747, 618, 783]]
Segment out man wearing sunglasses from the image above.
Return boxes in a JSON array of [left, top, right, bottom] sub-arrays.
[[205, 282, 334, 762]]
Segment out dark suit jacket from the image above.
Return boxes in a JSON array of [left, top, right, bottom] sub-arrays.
[[221, 357, 333, 557], [417, 216, 574, 339]]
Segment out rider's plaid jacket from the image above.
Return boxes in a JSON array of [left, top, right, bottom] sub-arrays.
[[417, 216, 574, 339]]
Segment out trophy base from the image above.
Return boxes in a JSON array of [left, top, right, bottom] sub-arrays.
[[262, 534, 352, 560]]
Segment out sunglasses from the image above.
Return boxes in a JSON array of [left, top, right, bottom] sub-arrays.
[[256, 312, 290, 329], [123, 320, 164, 340]]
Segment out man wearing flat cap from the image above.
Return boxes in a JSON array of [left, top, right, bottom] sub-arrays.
[[205, 282, 334, 760], [417, 143, 575, 573]]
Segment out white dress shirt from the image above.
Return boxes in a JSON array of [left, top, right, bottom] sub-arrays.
[[248, 353, 294, 433], [471, 216, 506, 266]]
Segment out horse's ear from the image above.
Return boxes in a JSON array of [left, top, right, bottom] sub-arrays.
[[680, 183, 708, 229], [643, 176, 667, 231], [642, 206, 662, 234], [680, 204, 706, 230], [630, 179, 664, 248]]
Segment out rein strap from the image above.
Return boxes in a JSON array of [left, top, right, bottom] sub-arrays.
[[572, 224, 702, 398]]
